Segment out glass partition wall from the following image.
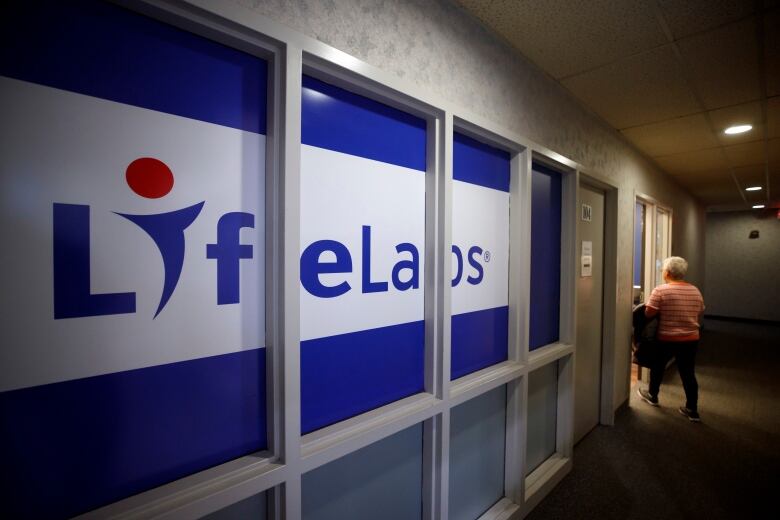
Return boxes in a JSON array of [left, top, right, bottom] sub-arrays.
[[0, 2, 579, 519]]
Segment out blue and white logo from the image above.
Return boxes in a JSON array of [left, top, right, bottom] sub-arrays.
[[53, 156, 256, 320], [1, 76, 265, 392]]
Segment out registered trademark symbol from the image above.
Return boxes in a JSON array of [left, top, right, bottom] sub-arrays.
[[484, 250, 491, 262]]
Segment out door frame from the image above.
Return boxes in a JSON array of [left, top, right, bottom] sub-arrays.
[[632, 193, 673, 384], [576, 172, 619, 428]]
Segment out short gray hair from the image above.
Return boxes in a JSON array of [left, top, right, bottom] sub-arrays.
[[663, 256, 688, 279]]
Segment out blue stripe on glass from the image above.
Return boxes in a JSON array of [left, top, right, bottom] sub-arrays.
[[529, 163, 562, 350], [634, 202, 643, 287], [0, 348, 267, 519], [302, 75, 427, 172], [451, 306, 509, 380], [301, 321, 425, 434], [453, 132, 510, 192], [0, 0, 266, 135]]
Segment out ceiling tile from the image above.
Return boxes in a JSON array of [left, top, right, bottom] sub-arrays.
[[655, 147, 726, 174], [768, 97, 780, 138], [455, 0, 668, 79], [709, 101, 764, 144], [621, 113, 718, 156], [745, 189, 768, 204], [689, 178, 744, 205], [678, 17, 762, 109], [732, 163, 768, 181], [723, 140, 766, 167], [657, 0, 755, 40], [770, 166, 780, 201], [765, 10, 780, 97], [562, 45, 700, 128], [674, 167, 733, 180], [733, 164, 769, 202], [769, 138, 780, 163]]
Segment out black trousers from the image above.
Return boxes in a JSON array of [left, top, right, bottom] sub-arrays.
[[648, 340, 699, 411]]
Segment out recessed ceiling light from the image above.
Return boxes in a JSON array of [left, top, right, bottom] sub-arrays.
[[752, 204, 765, 209], [745, 186, 762, 191], [724, 124, 752, 135]]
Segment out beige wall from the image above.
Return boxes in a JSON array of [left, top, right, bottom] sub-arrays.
[[705, 211, 780, 322], [234, 0, 706, 410]]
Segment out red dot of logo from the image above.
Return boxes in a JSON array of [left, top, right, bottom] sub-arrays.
[[126, 157, 174, 199]]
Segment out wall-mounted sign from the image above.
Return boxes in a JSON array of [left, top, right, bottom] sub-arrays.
[[582, 203, 593, 222], [581, 241, 593, 277]]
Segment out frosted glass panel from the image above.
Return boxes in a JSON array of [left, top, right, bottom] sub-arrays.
[[302, 424, 423, 520], [527, 363, 558, 472], [654, 208, 670, 288], [203, 490, 267, 520], [449, 385, 506, 520]]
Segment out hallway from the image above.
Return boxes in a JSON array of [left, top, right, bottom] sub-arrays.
[[527, 318, 780, 520]]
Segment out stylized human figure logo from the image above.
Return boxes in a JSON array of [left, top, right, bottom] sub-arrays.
[[116, 158, 204, 318], [53, 157, 256, 320]]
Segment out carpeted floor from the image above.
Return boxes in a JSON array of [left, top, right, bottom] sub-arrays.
[[526, 318, 780, 520]]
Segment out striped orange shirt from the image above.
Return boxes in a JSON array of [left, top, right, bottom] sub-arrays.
[[646, 282, 705, 341]]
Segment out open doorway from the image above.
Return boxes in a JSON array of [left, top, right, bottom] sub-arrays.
[[632, 196, 672, 386]]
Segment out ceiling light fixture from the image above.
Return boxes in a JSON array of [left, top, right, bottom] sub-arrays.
[[724, 124, 752, 135], [745, 186, 762, 191], [752, 204, 765, 209]]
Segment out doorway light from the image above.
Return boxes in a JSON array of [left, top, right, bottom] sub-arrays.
[[752, 204, 765, 209], [724, 124, 752, 135], [745, 186, 762, 191]]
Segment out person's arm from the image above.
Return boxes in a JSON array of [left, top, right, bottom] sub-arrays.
[[645, 287, 662, 318]]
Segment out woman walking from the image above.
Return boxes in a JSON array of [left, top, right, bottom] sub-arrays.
[[637, 256, 705, 422]]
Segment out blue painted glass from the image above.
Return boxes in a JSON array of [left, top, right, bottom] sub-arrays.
[[451, 306, 510, 380], [634, 202, 644, 287], [0, 349, 267, 518], [301, 321, 425, 434], [0, 1, 268, 516], [451, 132, 510, 379], [530, 163, 562, 350], [302, 75, 426, 171], [0, 0, 267, 134], [453, 132, 510, 192]]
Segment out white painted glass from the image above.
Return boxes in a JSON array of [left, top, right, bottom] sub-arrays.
[[302, 424, 423, 520], [527, 363, 558, 472], [449, 385, 506, 520]]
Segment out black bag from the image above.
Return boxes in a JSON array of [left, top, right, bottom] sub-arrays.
[[632, 303, 658, 368]]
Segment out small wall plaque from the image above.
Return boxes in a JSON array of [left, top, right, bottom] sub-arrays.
[[581, 204, 592, 222]]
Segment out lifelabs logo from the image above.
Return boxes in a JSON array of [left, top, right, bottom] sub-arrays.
[[52, 159, 492, 321], [53, 158, 255, 320]]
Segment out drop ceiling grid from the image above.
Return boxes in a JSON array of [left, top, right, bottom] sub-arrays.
[[710, 102, 765, 145], [676, 16, 762, 110], [454, 0, 778, 207], [620, 113, 719, 156], [654, 148, 728, 175], [454, 0, 669, 79], [560, 44, 701, 128], [655, 0, 757, 39]]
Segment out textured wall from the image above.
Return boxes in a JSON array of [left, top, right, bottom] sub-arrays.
[[705, 211, 780, 322], [230, 0, 706, 409]]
